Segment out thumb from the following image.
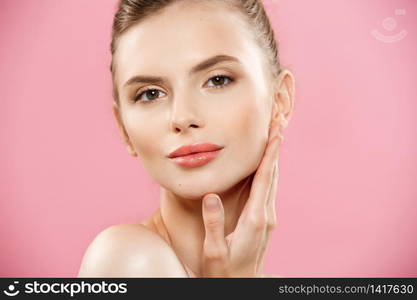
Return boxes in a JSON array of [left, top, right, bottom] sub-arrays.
[[201, 194, 228, 270]]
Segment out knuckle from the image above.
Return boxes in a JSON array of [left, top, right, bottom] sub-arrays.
[[205, 217, 222, 229], [259, 242, 267, 254], [267, 219, 277, 231], [247, 213, 267, 231]]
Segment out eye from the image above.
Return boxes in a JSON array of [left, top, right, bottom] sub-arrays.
[[135, 88, 167, 103], [206, 75, 234, 89]]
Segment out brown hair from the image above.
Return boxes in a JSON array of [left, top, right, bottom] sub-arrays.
[[110, 0, 280, 105]]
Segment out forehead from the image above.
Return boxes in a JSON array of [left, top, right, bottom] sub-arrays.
[[113, 0, 266, 87]]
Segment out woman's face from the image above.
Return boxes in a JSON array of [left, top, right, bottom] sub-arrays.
[[113, 1, 274, 200]]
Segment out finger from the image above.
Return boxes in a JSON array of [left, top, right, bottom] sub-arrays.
[[232, 123, 280, 262], [257, 161, 279, 275], [242, 119, 281, 219], [266, 152, 280, 231], [201, 194, 228, 276]]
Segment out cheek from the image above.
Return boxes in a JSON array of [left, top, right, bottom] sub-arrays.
[[123, 113, 161, 160], [229, 97, 269, 172], [124, 116, 168, 182], [234, 98, 268, 146]]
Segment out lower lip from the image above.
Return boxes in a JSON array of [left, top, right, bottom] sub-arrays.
[[170, 149, 222, 168]]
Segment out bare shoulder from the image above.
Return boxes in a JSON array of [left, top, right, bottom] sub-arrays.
[[261, 274, 285, 278], [77, 223, 188, 277]]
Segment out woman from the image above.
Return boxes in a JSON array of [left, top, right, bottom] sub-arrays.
[[78, 0, 295, 277]]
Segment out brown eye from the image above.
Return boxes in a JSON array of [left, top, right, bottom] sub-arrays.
[[207, 75, 234, 88], [135, 89, 166, 102]]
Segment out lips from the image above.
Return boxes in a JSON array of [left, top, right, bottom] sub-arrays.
[[168, 143, 224, 158], [168, 143, 224, 168]]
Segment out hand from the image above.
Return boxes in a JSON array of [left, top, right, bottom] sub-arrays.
[[200, 116, 283, 277]]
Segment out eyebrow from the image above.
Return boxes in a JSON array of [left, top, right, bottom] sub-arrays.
[[122, 54, 240, 88]]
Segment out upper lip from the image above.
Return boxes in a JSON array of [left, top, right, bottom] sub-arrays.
[[168, 143, 224, 158]]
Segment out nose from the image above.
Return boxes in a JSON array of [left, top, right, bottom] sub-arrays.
[[170, 93, 203, 133]]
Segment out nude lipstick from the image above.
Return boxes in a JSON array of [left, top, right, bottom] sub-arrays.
[[167, 143, 224, 168]]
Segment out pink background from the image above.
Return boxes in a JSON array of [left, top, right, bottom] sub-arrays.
[[1, 0, 416, 277]]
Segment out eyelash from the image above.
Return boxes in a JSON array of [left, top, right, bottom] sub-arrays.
[[134, 75, 235, 103]]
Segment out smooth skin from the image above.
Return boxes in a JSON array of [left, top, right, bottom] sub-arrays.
[[200, 109, 283, 277], [77, 111, 284, 277], [78, 0, 294, 277]]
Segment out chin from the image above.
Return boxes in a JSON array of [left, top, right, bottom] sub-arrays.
[[163, 168, 252, 201], [165, 181, 226, 201]]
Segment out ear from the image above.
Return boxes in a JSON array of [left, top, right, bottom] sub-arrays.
[[271, 69, 295, 131], [112, 101, 138, 157]]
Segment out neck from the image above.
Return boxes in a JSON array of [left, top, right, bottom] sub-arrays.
[[158, 172, 255, 277]]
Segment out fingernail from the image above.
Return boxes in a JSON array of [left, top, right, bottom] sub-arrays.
[[204, 195, 219, 211]]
